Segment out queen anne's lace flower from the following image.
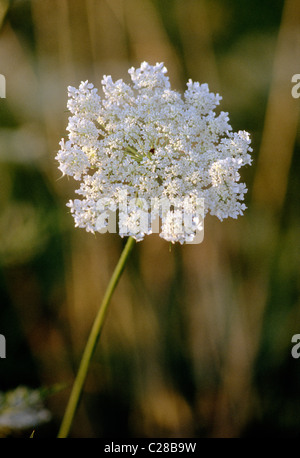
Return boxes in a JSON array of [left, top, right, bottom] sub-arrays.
[[0, 386, 51, 433], [56, 62, 252, 243]]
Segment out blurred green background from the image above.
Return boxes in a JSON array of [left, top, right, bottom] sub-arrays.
[[0, 0, 300, 438]]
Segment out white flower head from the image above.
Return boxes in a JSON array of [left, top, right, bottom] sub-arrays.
[[56, 62, 252, 244]]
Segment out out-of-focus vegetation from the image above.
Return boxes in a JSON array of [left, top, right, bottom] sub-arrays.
[[0, 0, 300, 438]]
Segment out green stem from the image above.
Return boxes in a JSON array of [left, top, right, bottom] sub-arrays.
[[58, 236, 136, 438]]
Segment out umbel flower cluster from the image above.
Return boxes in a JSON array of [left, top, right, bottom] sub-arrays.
[[56, 62, 252, 243]]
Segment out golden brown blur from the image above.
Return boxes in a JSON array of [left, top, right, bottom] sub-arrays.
[[0, 0, 300, 438]]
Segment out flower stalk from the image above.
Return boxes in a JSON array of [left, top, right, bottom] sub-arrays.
[[57, 236, 136, 438]]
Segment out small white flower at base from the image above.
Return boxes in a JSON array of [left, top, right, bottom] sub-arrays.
[[0, 386, 51, 432], [56, 62, 252, 244]]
